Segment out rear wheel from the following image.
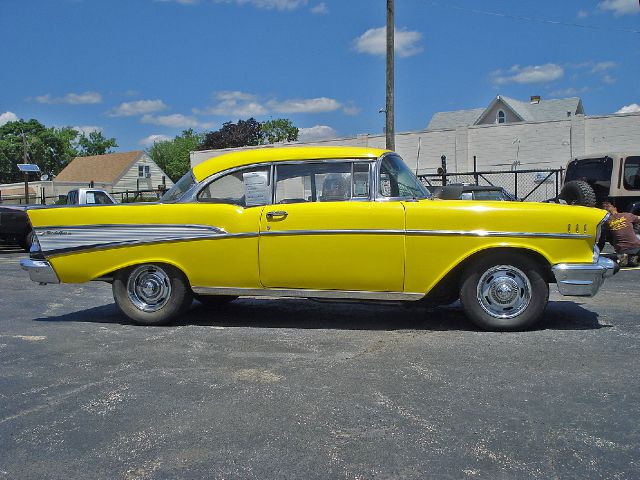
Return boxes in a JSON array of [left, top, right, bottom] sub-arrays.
[[459, 253, 549, 331], [112, 263, 192, 325]]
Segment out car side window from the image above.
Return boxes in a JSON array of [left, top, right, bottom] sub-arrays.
[[623, 156, 640, 191], [275, 161, 371, 204], [197, 166, 271, 207]]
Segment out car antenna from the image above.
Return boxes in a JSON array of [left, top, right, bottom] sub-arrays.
[[415, 136, 421, 176]]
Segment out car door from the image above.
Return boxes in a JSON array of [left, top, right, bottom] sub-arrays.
[[187, 165, 270, 289], [258, 160, 405, 292]]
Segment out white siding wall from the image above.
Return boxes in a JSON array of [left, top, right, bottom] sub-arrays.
[[191, 112, 640, 174], [467, 120, 572, 170], [114, 153, 174, 192], [585, 114, 640, 154]]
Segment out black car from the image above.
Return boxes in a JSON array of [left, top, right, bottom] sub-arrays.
[[429, 184, 517, 201], [0, 206, 31, 251]]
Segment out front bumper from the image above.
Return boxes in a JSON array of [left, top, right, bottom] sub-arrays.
[[20, 258, 60, 284], [552, 256, 617, 297]]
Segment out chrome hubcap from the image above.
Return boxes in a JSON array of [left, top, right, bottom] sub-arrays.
[[127, 265, 171, 312], [477, 265, 531, 319]]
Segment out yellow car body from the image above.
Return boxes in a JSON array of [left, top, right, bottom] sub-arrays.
[[22, 146, 616, 331]]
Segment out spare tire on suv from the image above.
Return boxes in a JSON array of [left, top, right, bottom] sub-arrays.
[[559, 180, 597, 207]]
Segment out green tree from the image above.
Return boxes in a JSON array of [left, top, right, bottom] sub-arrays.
[[147, 129, 203, 181], [76, 130, 118, 156], [0, 119, 80, 183], [197, 118, 263, 151], [260, 118, 299, 144]]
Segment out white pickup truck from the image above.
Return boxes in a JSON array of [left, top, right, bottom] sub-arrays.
[[64, 188, 117, 205]]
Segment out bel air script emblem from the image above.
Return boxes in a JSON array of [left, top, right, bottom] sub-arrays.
[[41, 230, 72, 236]]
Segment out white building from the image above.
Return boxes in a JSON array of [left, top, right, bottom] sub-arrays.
[[191, 95, 640, 176]]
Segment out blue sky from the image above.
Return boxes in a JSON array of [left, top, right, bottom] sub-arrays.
[[1, 0, 639, 150]]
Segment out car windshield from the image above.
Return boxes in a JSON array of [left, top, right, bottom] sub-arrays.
[[378, 155, 430, 199], [160, 171, 195, 203]]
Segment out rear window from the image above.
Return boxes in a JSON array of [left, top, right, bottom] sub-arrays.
[[565, 157, 613, 184]]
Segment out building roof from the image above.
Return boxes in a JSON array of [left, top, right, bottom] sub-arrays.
[[192, 146, 388, 182], [55, 151, 144, 184], [427, 108, 486, 130], [427, 96, 584, 130]]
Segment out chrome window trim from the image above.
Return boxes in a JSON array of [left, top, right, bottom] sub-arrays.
[[272, 159, 376, 204], [193, 164, 273, 207], [192, 286, 424, 302], [184, 158, 378, 205]]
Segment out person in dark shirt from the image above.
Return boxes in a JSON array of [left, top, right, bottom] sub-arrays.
[[601, 201, 640, 266]]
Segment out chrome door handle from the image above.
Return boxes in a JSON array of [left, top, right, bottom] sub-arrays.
[[266, 210, 288, 220]]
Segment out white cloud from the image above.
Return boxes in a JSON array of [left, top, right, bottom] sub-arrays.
[[616, 103, 640, 114], [591, 61, 617, 73], [548, 86, 590, 97], [353, 26, 423, 58], [298, 125, 337, 142], [311, 2, 327, 14], [603, 75, 617, 84], [73, 125, 103, 136], [214, 0, 308, 10], [194, 91, 267, 117], [109, 99, 168, 117], [599, 0, 639, 16], [0, 111, 18, 126], [194, 91, 354, 116], [142, 113, 213, 129], [35, 91, 102, 105], [492, 64, 564, 85], [268, 97, 342, 113], [577, 10, 589, 18], [139, 134, 172, 146]]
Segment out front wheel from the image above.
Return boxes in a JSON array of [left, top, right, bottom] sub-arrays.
[[112, 263, 192, 325], [459, 254, 549, 331]]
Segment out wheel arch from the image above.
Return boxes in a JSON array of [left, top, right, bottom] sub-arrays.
[[95, 258, 192, 285], [423, 246, 554, 305]]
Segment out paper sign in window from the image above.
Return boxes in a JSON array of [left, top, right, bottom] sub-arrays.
[[244, 171, 270, 206], [86, 192, 96, 204]]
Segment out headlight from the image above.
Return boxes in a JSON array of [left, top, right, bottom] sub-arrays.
[[593, 244, 600, 263]]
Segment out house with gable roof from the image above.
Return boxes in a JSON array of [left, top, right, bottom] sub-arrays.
[[54, 150, 173, 193], [427, 95, 585, 130], [0, 150, 173, 204]]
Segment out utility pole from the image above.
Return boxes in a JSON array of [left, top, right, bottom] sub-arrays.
[[21, 131, 30, 204], [386, 0, 395, 151]]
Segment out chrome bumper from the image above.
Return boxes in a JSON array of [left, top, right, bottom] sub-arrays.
[[552, 256, 616, 297], [20, 258, 60, 284]]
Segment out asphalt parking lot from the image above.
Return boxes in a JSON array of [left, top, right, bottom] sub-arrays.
[[0, 246, 639, 480]]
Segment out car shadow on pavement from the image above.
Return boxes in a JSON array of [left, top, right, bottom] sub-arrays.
[[34, 298, 605, 332]]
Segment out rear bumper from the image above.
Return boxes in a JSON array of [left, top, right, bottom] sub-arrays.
[[20, 258, 60, 284], [552, 256, 617, 297]]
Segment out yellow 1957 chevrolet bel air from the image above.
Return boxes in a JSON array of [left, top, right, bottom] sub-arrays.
[[21, 146, 616, 331]]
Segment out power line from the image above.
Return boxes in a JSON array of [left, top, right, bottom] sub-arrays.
[[425, 1, 640, 35]]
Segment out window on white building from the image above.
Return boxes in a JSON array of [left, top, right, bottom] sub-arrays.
[[497, 110, 506, 124], [138, 165, 150, 178]]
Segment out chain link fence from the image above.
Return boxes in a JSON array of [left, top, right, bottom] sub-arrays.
[[418, 168, 565, 203]]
